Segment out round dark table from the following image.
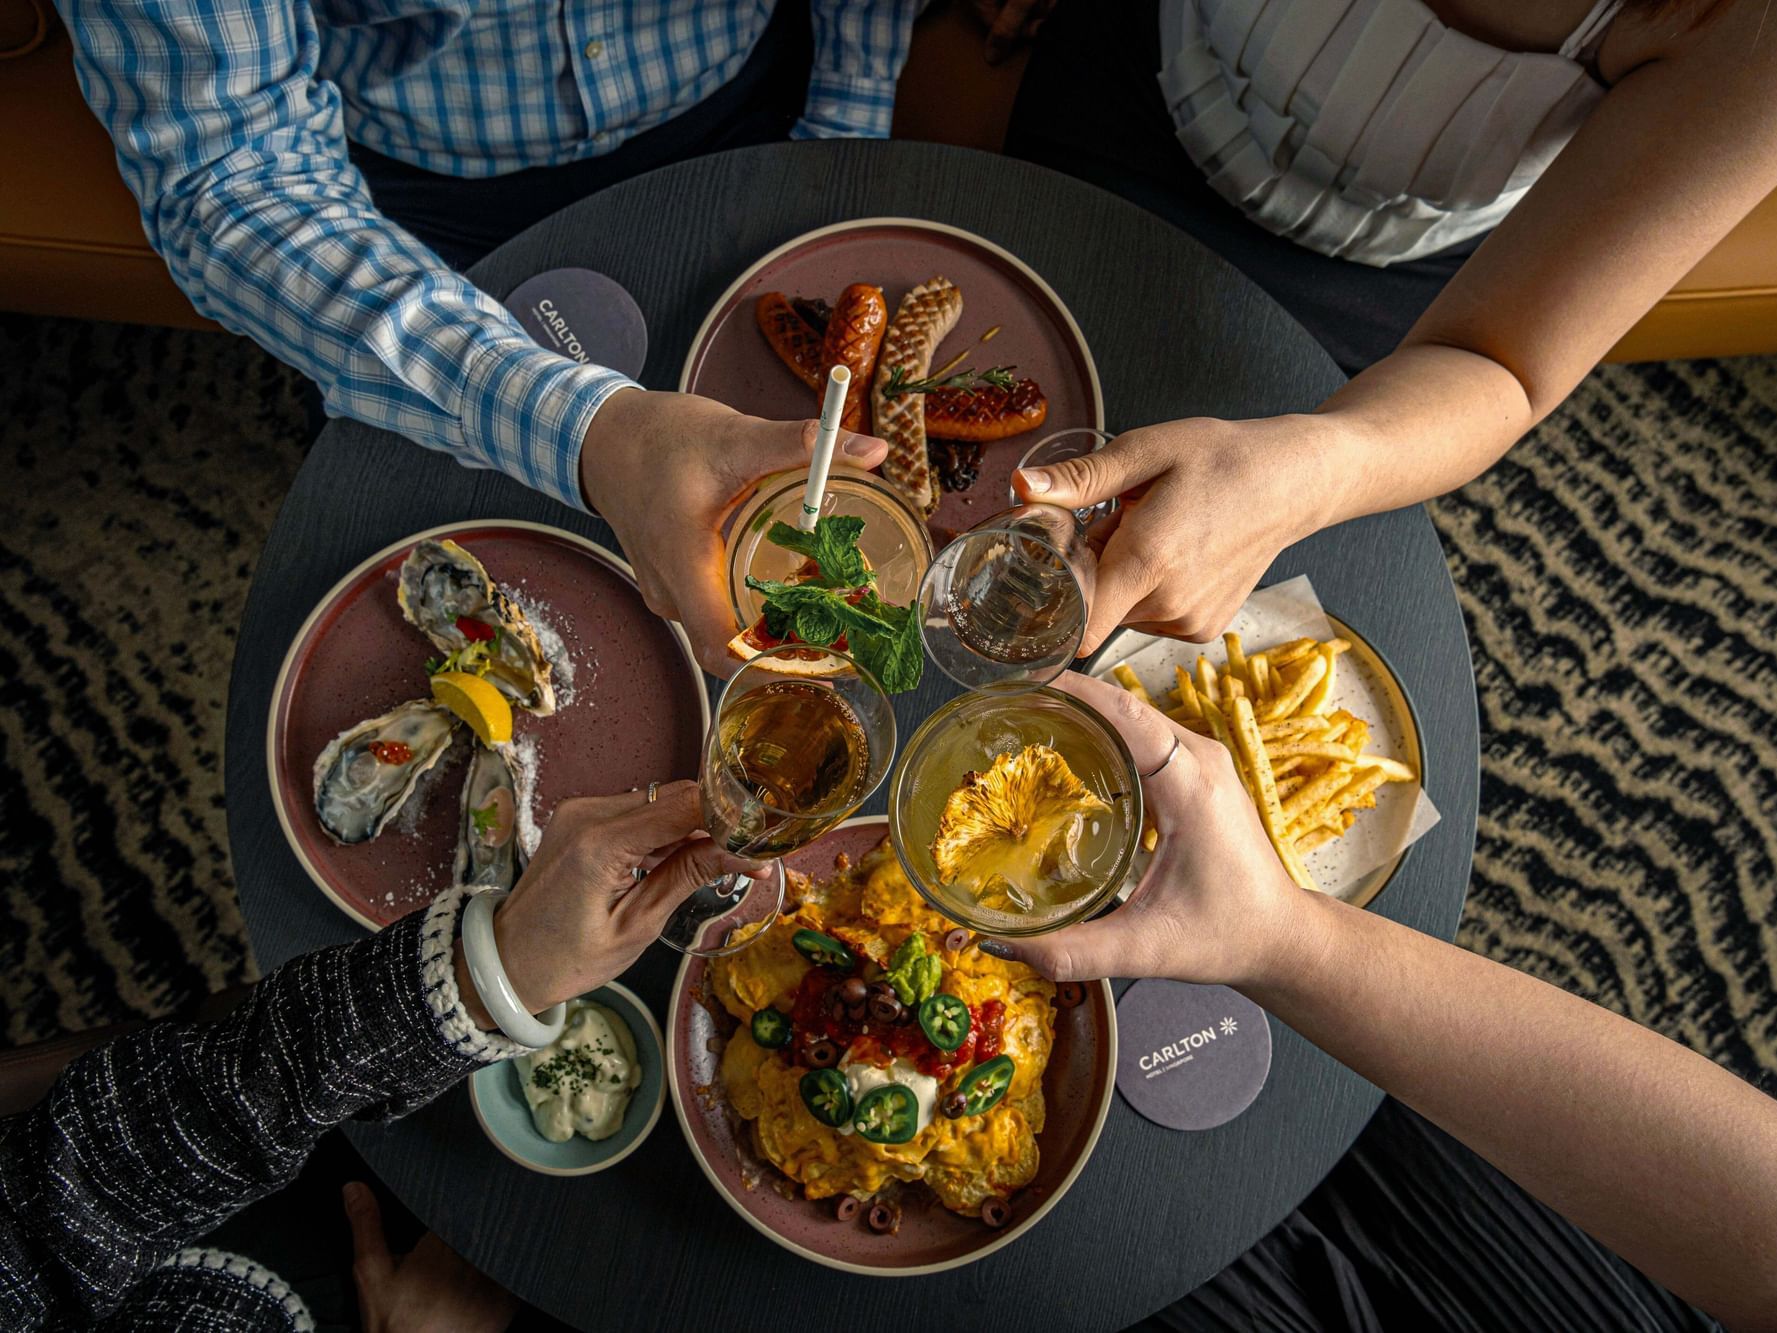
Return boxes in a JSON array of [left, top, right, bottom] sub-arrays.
[[225, 141, 1478, 1331]]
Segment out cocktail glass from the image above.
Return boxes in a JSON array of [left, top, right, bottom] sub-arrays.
[[660, 644, 896, 956]]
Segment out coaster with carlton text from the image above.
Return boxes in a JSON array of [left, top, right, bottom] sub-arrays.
[[1115, 980, 1272, 1131], [504, 269, 648, 380]]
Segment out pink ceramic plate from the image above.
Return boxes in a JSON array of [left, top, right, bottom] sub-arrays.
[[667, 816, 1117, 1276], [680, 218, 1105, 544], [267, 521, 708, 930]]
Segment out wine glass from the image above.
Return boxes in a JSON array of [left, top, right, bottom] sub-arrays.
[[917, 497, 1100, 691], [1010, 428, 1120, 526], [658, 644, 897, 956]]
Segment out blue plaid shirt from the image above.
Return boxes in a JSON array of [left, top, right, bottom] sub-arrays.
[[56, 0, 921, 509]]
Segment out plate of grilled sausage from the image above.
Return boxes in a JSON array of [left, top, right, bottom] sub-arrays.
[[680, 218, 1105, 542]]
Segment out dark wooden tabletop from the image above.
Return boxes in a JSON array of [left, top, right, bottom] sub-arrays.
[[224, 140, 1479, 1331]]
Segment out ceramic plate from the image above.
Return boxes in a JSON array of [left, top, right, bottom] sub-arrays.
[[680, 217, 1104, 543], [267, 521, 708, 930], [1095, 608, 1429, 911], [469, 981, 666, 1177], [666, 815, 1118, 1276]]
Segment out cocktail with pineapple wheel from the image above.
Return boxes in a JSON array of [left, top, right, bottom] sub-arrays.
[[887, 685, 1142, 938]]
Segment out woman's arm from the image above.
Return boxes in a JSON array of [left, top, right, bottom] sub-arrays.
[[1249, 891, 1777, 1331], [0, 890, 520, 1328], [0, 783, 757, 1327], [996, 674, 1777, 1330], [1318, 0, 1777, 522], [1017, 0, 1777, 650]]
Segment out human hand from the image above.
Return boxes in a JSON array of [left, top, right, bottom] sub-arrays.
[[980, 672, 1303, 984], [453, 782, 770, 1025], [1013, 415, 1339, 654], [344, 1182, 517, 1333], [579, 389, 889, 675], [968, 0, 1059, 63]]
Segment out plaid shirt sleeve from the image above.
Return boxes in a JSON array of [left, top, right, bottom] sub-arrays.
[[794, 0, 928, 140], [53, 0, 633, 511]]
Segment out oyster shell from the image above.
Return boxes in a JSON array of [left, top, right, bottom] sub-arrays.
[[313, 699, 458, 845], [455, 743, 528, 889], [397, 539, 557, 716]]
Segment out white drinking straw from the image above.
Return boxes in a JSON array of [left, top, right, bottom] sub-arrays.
[[800, 364, 851, 532]]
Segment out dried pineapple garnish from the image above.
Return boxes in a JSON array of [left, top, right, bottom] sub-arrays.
[[930, 744, 1110, 908]]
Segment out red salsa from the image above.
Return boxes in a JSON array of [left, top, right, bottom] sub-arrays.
[[788, 969, 1008, 1082]]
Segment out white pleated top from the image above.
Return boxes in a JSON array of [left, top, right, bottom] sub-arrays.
[[1157, 0, 1624, 265]]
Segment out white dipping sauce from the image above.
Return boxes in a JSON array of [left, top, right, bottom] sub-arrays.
[[838, 1056, 939, 1136], [515, 1000, 641, 1143]]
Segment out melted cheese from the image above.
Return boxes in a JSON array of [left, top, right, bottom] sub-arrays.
[[709, 839, 1058, 1212]]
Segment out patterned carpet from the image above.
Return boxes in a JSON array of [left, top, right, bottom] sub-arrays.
[[2, 313, 1773, 1095]]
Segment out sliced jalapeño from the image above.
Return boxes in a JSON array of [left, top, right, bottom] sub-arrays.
[[917, 994, 971, 1052], [957, 1054, 1015, 1116], [799, 1068, 852, 1128], [792, 929, 856, 971], [750, 1007, 792, 1049], [852, 1083, 920, 1145]]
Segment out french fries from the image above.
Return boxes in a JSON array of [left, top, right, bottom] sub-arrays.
[[1109, 631, 1415, 892]]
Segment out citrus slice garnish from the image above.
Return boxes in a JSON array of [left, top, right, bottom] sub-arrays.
[[930, 744, 1110, 904], [430, 670, 513, 745]]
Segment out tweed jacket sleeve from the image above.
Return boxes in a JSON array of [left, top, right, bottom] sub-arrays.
[[0, 885, 526, 1328]]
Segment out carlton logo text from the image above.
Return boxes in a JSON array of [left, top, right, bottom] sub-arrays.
[[1138, 1017, 1240, 1079]]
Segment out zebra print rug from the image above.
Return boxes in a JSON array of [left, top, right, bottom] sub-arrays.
[[2, 314, 1773, 1094]]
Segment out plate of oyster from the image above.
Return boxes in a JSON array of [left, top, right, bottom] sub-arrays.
[[268, 521, 710, 930]]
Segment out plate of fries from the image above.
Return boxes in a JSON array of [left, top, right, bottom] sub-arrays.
[[1093, 576, 1439, 909]]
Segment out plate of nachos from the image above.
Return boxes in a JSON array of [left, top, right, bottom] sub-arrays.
[[666, 816, 1116, 1275]]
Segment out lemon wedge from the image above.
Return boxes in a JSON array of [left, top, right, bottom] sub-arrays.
[[430, 671, 513, 746], [930, 744, 1109, 907]]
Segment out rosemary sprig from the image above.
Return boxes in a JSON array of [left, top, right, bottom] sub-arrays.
[[881, 364, 1018, 398]]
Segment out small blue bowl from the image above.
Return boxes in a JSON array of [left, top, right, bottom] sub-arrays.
[[469, 981, 665, 1176]]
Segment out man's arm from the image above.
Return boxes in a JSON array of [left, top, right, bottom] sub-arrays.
[[795, 0, 927, 139], [0, 889, 521, 1327], [55, 0, 634, 510]]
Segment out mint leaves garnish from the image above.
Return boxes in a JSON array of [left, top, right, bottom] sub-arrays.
[[746, 516, 925, 694], [761, 518, 871, 589]]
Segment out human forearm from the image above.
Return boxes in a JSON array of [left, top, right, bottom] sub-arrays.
[[1244, 892, 1777, 1327], [58, 0, 633, 510], [1308, 342, 1537, 522], [795, 0, 924, 138], [0, 888, 518, 1325]]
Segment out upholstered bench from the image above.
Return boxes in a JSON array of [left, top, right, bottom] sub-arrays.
[[3, 0, 1772, 360]]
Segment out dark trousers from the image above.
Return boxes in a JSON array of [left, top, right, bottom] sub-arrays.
[[1137, 1098, 1717, 1332], [1004, 0, 1478, 373]]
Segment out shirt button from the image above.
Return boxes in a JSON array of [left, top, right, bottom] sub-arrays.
[[584, 38, 604, 58]]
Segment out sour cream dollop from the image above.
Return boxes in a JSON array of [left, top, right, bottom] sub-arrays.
[[515, 1000, 641, 1143], [838, 1056, 939, 1136]]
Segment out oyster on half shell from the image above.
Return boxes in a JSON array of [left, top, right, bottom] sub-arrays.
[[455, 744, 528, 890], [313, 699, 458, 845], [397, 539, 557, 716]]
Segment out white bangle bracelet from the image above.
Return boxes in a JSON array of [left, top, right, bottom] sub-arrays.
[[460, 891, 566, 1048]]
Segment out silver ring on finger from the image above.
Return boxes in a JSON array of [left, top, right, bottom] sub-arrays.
[[1140, 737, 1182, 781], [631, 865, 647, 883], [646, 781, 659, 804]]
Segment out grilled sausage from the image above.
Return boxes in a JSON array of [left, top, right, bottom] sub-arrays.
[[871, 277, 964, 515], [756, 291, 825, 390], [816, 283, 888, 433], [923, 378, 1049, 442]]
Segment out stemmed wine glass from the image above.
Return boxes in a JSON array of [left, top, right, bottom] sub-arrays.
[[919, 428, 1120, 691], [658, 643, 897, 956]]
